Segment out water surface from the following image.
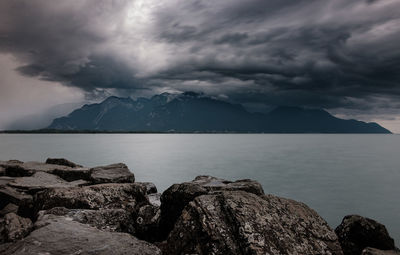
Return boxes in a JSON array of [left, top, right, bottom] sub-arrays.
[[0, 134, 399, 243]]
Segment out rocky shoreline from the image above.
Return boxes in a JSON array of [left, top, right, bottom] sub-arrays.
[[0, 158, 398, 255]]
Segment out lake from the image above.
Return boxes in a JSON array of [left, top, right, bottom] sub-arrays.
[[0, 134, 399, 243]]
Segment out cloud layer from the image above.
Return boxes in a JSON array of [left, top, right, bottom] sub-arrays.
[[1, 0, 400, 130]]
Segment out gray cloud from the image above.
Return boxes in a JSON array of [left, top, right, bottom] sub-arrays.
[[1, 0, 400, 129]]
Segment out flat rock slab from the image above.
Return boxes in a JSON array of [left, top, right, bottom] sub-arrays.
[[90, 163, 135, 184], [5, 161, 90, 181], [8, 172, 85, 193], [2, 214, 161, 255], [35, 183, 148, 212], [45, 158, 82, 168], [0, 177, 16, 187], [165, 191, 343, 255]]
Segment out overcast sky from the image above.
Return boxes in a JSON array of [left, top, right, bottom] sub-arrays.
[[0, 0, 400, 132]]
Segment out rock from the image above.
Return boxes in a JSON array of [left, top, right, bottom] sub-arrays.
[[135, 204, 161, 242], [362, 248, 400, 255], [159, 175, 264, 240], [192, 175, 265, 195], [335, 215, 395, 255], [90, 163, 135, 184], [1, 214, 161, 255], [139, 182, 158, 194], [148, 193, 161, 207], [39, 207, 135, 234], [52, 166, 91, 182], [35, 183, 148, 213], [7, 172, 86, 193], [0, 204, 18, 217], [0, 167, 4, 176], [4, 161, 90, 181], [0, 186, 32, 211], [0, 160, 22, 170], [0, 177, 16, 187], [45, 157, 82, 168], [164, 191, 343, 255], [0, 213, 33, 243]]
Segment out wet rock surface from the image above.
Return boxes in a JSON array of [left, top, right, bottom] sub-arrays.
[[165, 191, 343, 255], [90, 163, 135, 184], [336, 215, 396, 255]]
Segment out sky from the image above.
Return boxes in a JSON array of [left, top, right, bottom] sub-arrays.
[[0, 0, 400, 132]]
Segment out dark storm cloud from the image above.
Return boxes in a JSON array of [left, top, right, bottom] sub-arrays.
[[1, 0, 400, 116]]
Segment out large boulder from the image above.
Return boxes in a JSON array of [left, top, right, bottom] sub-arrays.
[[164, 191, 343, 255], [45, 158, 82, 168], [34, 183, 148, 213], [39, 207, 135, 234], [362, 248, 400, 255], [1, 214, 161, 255], [335, 215, 395, 255], [159, 176, 264, 240], [0, 213, 33, 243], [7, 172, 86, 193], [89, 163, 135, 184]]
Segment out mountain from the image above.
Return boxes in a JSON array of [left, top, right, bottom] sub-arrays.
[[47, 92, 391, 133]]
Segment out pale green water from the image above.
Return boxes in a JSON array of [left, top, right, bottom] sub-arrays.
[[0, 134, 399, 244]]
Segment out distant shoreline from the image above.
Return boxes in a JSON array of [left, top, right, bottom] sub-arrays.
[[0, 129, 394, 134]]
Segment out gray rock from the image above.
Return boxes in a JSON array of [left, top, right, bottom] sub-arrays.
[[0, 186, 32, 211], [0, 177, 16, 187], [45, 158, 82, 168], [0, 160, 23, 170], [0, 166, 4, 176], [4, 161, 90, 181], [1, 214, 161, 255], [39, 207, 135, 234], [35, 183, 148, 212], [0, 213, 33, 243], [335, 215, 395, 255], [165, 191, 343, 255], [90, 163, 135, 184], [362, 248, 400, 255], [139, 182, 158, 194], [148, 192, 161, 207], [159, 175, 264, 240], [52, 166, 91, 182], [0, 204, 18, 217], [134, 204, 161, 242], [8, 172, 85, 193]]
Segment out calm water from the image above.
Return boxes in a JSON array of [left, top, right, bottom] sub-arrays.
[[0, 134, 399, 243]]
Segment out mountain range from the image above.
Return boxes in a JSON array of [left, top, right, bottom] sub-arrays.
[[47, 92, 391, 133]]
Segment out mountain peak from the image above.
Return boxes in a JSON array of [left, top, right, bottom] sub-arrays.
[[47, 92, 391, 133]]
